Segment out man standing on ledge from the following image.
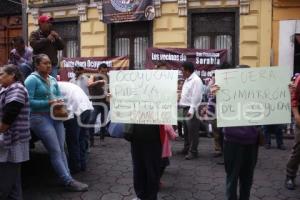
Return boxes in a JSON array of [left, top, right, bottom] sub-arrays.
[[178, 61, 203, 160], [29, 15, 64, 78]]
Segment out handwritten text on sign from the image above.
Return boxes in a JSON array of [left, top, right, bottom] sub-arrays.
[[110, 70, 178, 125], [215, 67, 291, 127]]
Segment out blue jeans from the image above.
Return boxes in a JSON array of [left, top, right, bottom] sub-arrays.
[[64, 110, 91, 173], [19, 63, 32, 79], [262, 125, 283, 147], [89, 104, 109, 137], [30, 113, 72, 185]]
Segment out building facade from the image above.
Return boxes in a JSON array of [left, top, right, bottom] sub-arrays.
[[0, 0, 22, 65], [27, 0, 272, 69], [272, 0, 300, 76]]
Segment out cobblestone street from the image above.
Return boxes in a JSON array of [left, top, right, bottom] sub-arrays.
[[23, 137, 300, 200]]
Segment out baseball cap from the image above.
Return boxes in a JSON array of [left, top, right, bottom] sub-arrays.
[[38, 15, 53, 24]]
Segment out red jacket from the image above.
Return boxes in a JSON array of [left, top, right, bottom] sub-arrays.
[[291, 75, 300, 108]]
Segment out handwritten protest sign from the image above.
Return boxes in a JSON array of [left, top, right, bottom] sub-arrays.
[[110, 70, 178, 125], [215, 67, 291, 127]]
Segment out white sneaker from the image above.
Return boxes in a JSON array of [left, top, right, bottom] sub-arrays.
[[65, 179, 88, 192]]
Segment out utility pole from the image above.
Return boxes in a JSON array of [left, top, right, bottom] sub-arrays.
[[21, 0, 28, 44]]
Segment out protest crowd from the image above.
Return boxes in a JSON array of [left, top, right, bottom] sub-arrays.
[[0, 14, 300, 200]]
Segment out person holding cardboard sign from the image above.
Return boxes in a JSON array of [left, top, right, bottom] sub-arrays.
[[211, 65, 260, 200]]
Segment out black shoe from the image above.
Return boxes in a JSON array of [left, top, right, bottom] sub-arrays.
[[185, 152, 198, 160], [216, 160, 224, 165], [104, 129, 110, 137], [285, 177, 296, 190], [213, 152, 222, 158], [70, 169, 81, 175], [177, 149, 188, 155], [278, 145, 286, 150], [94, 131, 101, 136], [100, 133, 105, 140], [90, 138, 94, 147]]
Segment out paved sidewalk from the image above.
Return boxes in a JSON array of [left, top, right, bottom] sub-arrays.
[[23, 137, 300, 200]]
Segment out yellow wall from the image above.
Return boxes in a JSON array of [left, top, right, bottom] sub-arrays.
[[27, 15, 36, 38], [27, 0, 273, 67], [272, 6, 300, 65], [80, 8, 107, 57], [27, 0, 44, 5], [153, 3, 187, 48], [240, 0, 272, 67]]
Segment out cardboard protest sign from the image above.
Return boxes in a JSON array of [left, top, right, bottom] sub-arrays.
[[110, 70, 178, 125], [215, 67, 291, 127]]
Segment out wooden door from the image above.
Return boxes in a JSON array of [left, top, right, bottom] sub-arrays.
[[0, 15, 22, 65]]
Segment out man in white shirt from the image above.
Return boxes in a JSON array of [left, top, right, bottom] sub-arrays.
[[179, 61, 203, 160], [58, 81, 93, 173], [69, 66, 90, 96]]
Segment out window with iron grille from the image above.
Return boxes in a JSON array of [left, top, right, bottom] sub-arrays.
[[294, 34, 300, 74], [191, 11, 238, 66], [52, 20, 79, 60], [110, 21, 151, 69]]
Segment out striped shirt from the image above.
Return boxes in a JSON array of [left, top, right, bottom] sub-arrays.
[[0, 82, 31, 148]]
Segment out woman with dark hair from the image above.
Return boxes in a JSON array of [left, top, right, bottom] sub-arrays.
[[211, 65, 260, 200], [0, 64, 30, 200], [24, 54, 88, 192]]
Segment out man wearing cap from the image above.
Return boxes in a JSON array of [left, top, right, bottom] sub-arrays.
[[29, 15, 64, 78]]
